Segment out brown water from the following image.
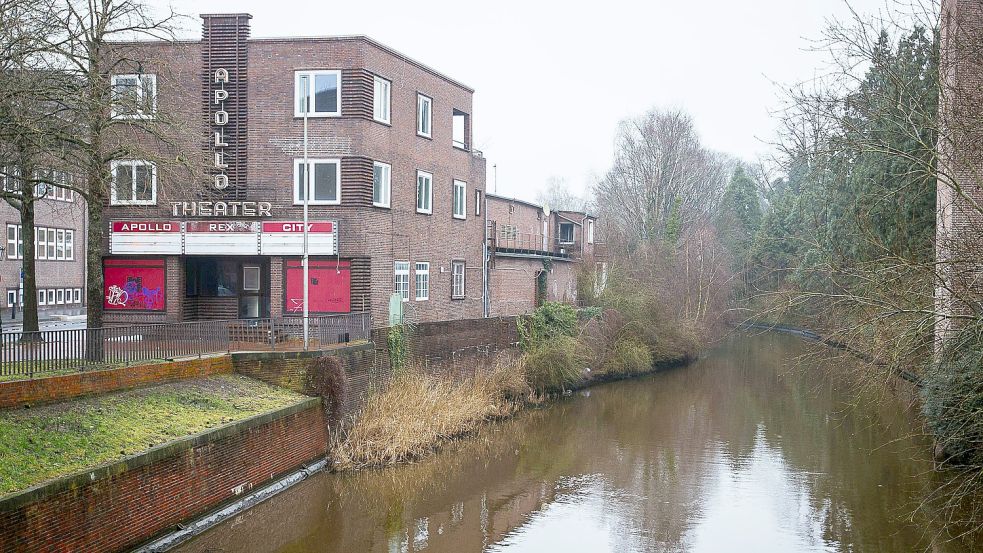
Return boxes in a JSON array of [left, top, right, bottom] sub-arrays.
[[175, 332, 972, 553]]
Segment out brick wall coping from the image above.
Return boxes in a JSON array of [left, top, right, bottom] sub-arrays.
[[231, 342, 375, 363], [0, 396, 319, 511]]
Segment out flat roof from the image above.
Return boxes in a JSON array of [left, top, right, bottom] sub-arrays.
[[485, 192, 545, 211]]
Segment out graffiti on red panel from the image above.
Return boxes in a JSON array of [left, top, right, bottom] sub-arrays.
[[285, 259, 351, 313], [103, 259, 166, 311]]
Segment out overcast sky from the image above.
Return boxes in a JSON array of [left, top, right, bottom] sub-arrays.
[[165, 0, 892, 202]]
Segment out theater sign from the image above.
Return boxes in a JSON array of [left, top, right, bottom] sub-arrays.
[[109, 220, 338, 256]]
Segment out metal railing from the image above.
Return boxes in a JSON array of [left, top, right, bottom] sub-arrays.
[[0, 313, 371, 380]]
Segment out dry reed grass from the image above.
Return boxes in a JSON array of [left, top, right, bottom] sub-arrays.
[[332, 354, 529, 470]]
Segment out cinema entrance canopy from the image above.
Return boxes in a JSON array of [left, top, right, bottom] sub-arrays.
[[103, 219, 350, 321]]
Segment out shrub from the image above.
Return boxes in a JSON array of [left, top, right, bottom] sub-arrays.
[[387, 323, 413, 372], [923, 321, 983, 466], [517, 302, 579, 351], [310, 356, 348, 427], [522, 335, 584, 393], [601, 336, 653, 377]]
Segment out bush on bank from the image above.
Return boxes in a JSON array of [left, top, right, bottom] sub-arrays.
[[522, 335, 585, 393], [923, 320, 983, 466]]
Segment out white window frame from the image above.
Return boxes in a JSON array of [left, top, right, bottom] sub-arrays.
[[73, 288, 82, 304], [373, 161, 391, 208], [475, 190, 482, 217], [452, 179, 467, 220], [65, 230, 74, 261], [56, 289, 65, 305], [35, 227, 47, 260], [587, 219, 595, 244], [293, 158, 341, 205], [46, 289, 55, 305], [417, 93, 432, 138], [414, 262, 430, 301], [294, 70, 341, 117], [373, 75, 391, 124], [451, 260, 466, 299], [110, 160, 157, 206], [416, 170, 433, 214], [38, 290, 46, 306], [6, 224, 21, 260], [55, 229, 66, 260], [394, 261, 410, 302], [559, 222, 575, 245], [6, 290, 15, 308], [111, 73, 157, 120], [243, 266, 261, 291]]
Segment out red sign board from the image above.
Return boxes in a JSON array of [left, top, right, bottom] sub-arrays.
[[262, 222, 334, 233], [111, 221, 180, 233], [103, 258, 166, 311], [284, 259, 350, 313]]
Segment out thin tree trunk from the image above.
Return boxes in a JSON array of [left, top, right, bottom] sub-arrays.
[[19, 186, 39, 334]]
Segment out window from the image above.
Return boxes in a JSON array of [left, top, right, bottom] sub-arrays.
[[295, 70, 341, 117], [373, 161, 391, 208], [499, 224, 517, 241], [453, 180, 467, 219], [35, 227, 47, 260], [394, 261, 410, 302], [111, 74, 157, 119], [587, 219, 595, 244], [373, 75, 391, 124], [6, 224, 21, 260], [56, 229, 65, 260], [65, 230, 74, 261], [294, 159, 341, 205], [417, 94, 432, 138], [475, 190, 482, 217], [46, 289, 54, 305], [415, 262, 429, 301], [1, 166, 19, 193], [6, 290, 15, 308], [416, 170, 432, 214], [559, 222, 574, 244], [111, 160, 156, 205], [73, 288, 82, 304], [56, 289, 65, 305], [452, 109, 468, 149], [452, 261, 466, 299], [38, 290, 45, 306], [243, 266, 260, 291]]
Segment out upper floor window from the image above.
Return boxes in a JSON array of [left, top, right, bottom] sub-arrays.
[[452, 109, 468, 149], [5, 224, 22, 260], [453, 179, 467, 220], [111, 160, 156, 205], [373, 76, 391, 124], [415, 262, 430, 301], [373, 161, 391, 208], [587, 219, 595, 244], [1, 166, 20, 193], [475, 189, 482, 217], [559, 222, 575, 244], [417, 93, 432, 138], [111, 74, 157, 119], [295, 70, 341, 117], [294, 158, 341, 205], [416, 170, 432, 214]]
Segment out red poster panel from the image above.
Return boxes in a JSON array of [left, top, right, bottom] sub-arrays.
[[284, 259, 350, 313], [103, 258, 166, 311]]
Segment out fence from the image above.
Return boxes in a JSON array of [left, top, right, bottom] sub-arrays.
[[0, 313, 371, 380]]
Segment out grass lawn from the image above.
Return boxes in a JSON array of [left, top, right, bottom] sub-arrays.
[[0, 374, 308, 495]]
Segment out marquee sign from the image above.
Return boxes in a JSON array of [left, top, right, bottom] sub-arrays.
[[109, 220, 338, 256]]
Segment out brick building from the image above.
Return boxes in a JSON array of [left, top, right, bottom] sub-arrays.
[[485, 193, 602, 317], [102, 14, 486, 327], [937, 0, 983, 343], [1, 176, 87, 323]]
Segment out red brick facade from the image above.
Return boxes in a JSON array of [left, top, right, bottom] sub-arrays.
[[102, 14, 486, 327]]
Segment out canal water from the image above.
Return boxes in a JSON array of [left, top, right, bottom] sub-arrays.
[[175, 332, 972, 552]]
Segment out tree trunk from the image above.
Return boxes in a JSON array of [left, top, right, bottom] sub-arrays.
[[19, 189, 39, 334]]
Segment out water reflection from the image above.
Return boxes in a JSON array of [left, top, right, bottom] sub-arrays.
[[176, 333, 972, 553]]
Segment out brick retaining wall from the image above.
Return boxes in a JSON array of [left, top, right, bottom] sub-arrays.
[[0, 355, 233, 410], [0, 398, 327, 553]]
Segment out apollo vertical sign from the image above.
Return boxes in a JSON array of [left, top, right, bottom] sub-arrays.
[[260, 222, 338, 255], [212, 68, 231, 191]]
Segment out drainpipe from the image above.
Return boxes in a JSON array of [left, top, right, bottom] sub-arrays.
[[300, 75, 310, 351]]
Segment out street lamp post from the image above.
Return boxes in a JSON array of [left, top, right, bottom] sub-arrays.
[[300, 75, 310, 351]]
